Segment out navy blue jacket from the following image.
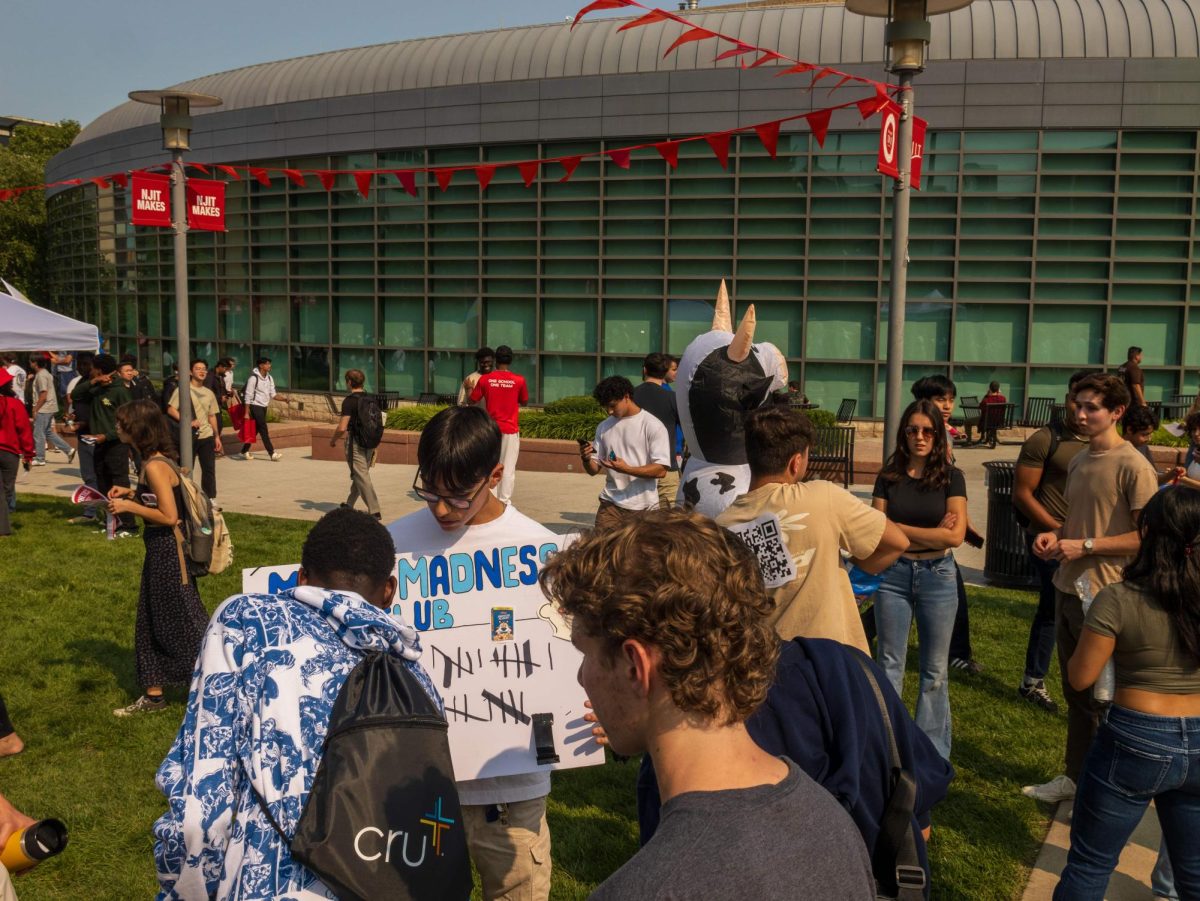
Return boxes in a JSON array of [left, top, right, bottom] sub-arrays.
[[637, 638, 954, 891]]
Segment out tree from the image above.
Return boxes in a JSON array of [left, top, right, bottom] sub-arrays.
[[0, 120, 81, 304]]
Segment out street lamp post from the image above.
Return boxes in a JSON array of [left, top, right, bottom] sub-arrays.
[[843, 0, 972, 458], [128, 90, 222, 470]]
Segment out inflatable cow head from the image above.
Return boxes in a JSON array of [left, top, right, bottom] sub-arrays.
[[675, 280, 788, 516]]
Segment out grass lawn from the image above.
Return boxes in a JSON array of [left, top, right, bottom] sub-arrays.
[[1, 495, 1064, 900]]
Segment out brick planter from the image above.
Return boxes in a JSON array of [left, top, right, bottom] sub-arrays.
[[311, 427, 590, 474]]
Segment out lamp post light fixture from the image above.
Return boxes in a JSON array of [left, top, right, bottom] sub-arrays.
[[128, 89, 222, 469], [843, 0, 972, 458]]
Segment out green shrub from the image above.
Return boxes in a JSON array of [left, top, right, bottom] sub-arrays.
[[543, 395, 603, 416], [519, 410, 606, 441], [1151, 425, 1188, 448], [804, 408, 837, 428], [386, 404, 448, 431]]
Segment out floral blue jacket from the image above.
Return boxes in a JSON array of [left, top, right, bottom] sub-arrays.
[[153, 585, 440, 900]]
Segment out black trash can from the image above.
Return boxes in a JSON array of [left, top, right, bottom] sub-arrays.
[[983, 460, 1037, 587]]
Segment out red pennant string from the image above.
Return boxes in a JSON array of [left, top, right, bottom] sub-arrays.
[[90, 176, 110, 189], [0, 190, 12, 203], [829, 75, 853, 94], [316, 171, 337, 191], [435, 169, 455, 192], [705, 132, 731, 169], [189, 162, 210, 175], [354, 171, 373, 198], [809, 67, 836, 88], [393, 170, 418, 196], [715, 44, 756, 61], [216, 165, 240, 180], [856, 96, 888, 119], [283, 169, 306, 188], [519, 161, 540, 187], [558, 157, 582, 182], [607, 148, 632, 169], [618, 9, 670, 31], [250, 168, 271, 187], [747, 51, 784, 69], [664, 27, 717, 57], [112, 173, 128, 188], [754, 121, 781, 159], [806, 109, 832, 147], [655, 141, 679, 169], [475, 165, 496, 191], [571, 0, 632, 28], [776, 62, 816, 77]]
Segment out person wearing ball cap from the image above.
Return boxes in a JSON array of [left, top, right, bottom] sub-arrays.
[[0, 367, 33, 538]]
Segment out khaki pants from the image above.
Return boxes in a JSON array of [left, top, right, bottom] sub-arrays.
[[1056, 588, 1104, 781], [594, 498, 637, 531], [344, 440, 380, 516], [497, 433, 520, 504], [461, 797, 550, 901], [0, 861, 16, 901], [657, 469, 680, 509]]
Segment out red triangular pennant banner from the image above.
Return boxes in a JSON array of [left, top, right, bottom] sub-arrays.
[[776, 62, 816, 77], [664, 27, 717, 57], [558, 157, 582, 182], [393, 170, 418, 196], [607, 148, 632, 169], [216, 165, 240, 180], [857, 95, 889, 119], [655, 141, 680, 169], [354, 171, 373, 198], [435, 169, 455, 192], [475, 165, 496, 191], [112, 173, 128, 189], [90, 176, 110, 189], [806, 109, 832, 147], [572, 0, 632, 28], [316, 171, 336, 191], [519, 161, 540, 187], [705, 132, 731, 169], [829, 75, 853, 93], [715, 44, 755, 61], [755, 121, 781, 159], [809, 67, 836, 88], [748, 51, 784, 69], [189, 162, 210, 175], [0, 190, 13, 203], [618, 9, 670, 31], [284, 169, 306, 188], [250, 168, 271, 187]]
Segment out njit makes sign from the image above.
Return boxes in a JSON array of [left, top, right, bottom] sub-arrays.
[[876, 101, 929, 192], [185, 178, 226, 232], [130, 173, 172, 227]]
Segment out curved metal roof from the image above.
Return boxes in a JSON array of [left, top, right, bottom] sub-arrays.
[[76, 0, 1200, 144]]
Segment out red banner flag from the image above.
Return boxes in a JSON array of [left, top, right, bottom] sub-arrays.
[[572, 0, 632, 29], [316, 171, 337, 191], [112, 173, 128, 189], [877, 101, 902, 180], [806, 109, 832, 147], [250, 168, 271, 187], [664, 27, 716, 57], [618, 9, 670, 31], [186, 178, 226, 232], [715, 43, 755, 61], [857, 95, 888, 119], [354, 171, 373, 198], [655, 141, 679, 169], [0, 190, 13, 203], [188, 162, 210, 175], [558, 157, 582, 182], [393, 170, 418, 196], [705, 132, 731, 169], [434, 169, 455, 192], [90, 176, 111, 189], [607, 148, 632, 169], [519, 161, 539, 188], [283, 169, 306, 188], [755, 121, 781, 159], [747, 51, 784, 69], [809, 67, 836, 88], [216, 165, 241, 180], [776, 62, 815, 77], [911, 116, 927, 190], [130, 173, 172, 227], [475, 165, 496, 191]]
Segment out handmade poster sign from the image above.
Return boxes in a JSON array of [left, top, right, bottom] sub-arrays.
[[242, 534, 603, 781]]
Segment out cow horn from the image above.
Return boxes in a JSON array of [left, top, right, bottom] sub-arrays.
[[711, 279, 732, 333], [728, 304, 756, 363]]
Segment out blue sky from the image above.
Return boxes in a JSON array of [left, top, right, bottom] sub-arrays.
[[4, 0, 595, 127]]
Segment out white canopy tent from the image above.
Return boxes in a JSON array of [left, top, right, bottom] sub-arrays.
[[0, 290, 100, 352]]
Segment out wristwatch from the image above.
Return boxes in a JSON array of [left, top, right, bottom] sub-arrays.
[[1083, 538, 1094, 555]]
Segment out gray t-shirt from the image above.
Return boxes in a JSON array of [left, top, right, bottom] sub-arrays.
[[591, 758, 876, 901], [32, 368, 58, 415]]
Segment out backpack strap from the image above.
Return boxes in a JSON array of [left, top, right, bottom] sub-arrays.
[[850, 650, 927, 901], [247, 775, 291, 846]]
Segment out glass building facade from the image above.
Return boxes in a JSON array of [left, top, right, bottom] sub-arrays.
[[46, 126, 1200, 413]]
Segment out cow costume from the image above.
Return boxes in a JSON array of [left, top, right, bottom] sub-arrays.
[[676, 280, 788, 516]]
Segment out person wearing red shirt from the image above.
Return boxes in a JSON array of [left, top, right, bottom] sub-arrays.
[[0, 368, 34, 537], [979, 381, 1008, 448], [469, 344, 528, 504]]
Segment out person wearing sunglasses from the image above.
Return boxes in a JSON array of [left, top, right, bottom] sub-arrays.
[[386, 404, 555, 901], [870, 400, 968, 760]]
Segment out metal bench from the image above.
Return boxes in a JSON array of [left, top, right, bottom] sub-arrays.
[[956, 396, 981, 443], [977, 402, 1015, 448], [1020, 396, 1054, 428], [804, 425, 856, 488], [417, 392, 441, 405], [835, 397, 857, 424], [1163, 394, 1196, 421]]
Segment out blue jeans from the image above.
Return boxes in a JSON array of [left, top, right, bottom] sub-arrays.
[[1054, 706, 1200, 901], [32, 411, 71, 462], [1023, 531, 1059, 682], [1153, 837, 1178, 899], [874, 555, 958, 759]]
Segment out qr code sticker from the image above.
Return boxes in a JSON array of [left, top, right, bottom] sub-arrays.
[[727, 513, 796, 589]]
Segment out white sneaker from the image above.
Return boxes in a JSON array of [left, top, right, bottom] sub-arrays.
[[228, 453, 246, 461], [30, 460, 47, 467], [1022, 774, 1076, 802], [270, 452, 283, 461], [244, 451, 255, 460]]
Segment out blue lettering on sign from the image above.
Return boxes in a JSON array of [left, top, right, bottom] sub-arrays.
[[449, 553, 473, 593], [394, 541, 561, 601], [428, 555, 450, 597], [268, 570, 299, 593], [398, 557, 428, 601], [410, 599, 455, 632], [538, 543, 557, 563], [473, 548, 502, 590], [517, 545, 539, 585], [500, 546, 519, 588]]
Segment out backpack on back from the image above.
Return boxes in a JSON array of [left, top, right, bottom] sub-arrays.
[[352, 394, 386, 449], [1013, 421, 1062, 531], [254, 651, 472, 901], [160, 459, 233, 578]]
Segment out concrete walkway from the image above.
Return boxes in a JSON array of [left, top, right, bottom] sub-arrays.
[[12, 433, 1161, 898]]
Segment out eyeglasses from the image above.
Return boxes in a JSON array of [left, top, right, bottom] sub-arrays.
[[904, 425, 937, 439], [412, 471, 489, 509]]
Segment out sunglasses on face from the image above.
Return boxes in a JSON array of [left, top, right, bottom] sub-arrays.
[[412, 471, 489, 509], [904, 425, 937, 438]]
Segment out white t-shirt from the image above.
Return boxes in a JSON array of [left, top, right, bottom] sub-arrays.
[[592, 410, 671, 510], [6, 364, 27, 398], [387, 502, 555, 807]]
